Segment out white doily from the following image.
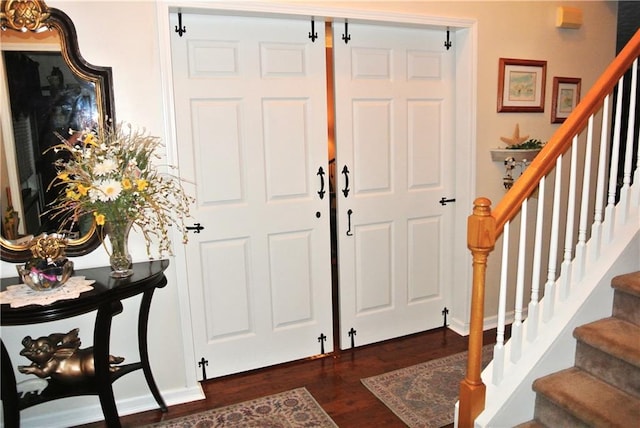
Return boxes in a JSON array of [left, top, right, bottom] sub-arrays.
[[0, 276, 96, 308]]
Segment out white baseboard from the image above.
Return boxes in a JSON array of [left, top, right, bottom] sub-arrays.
[[448, 310, 519, 338], [13, 385, 205, 428], [447, 318, 469, 336]]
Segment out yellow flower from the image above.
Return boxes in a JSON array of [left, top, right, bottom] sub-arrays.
[[136, 179, 149, 192], [84, 133, 98, 147], [66, 189, 80, 200], [93, 212, 105, 226], [77, 184, 89, 196], [122, 178, 132, 190], [57, 172, 70, 181]]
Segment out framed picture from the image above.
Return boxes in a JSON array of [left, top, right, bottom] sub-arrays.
[[497, 58, 547, 112], [551, 77, 581, 123]]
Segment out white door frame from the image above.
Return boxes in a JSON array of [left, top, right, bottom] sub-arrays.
[[155, 0, 477, 387]]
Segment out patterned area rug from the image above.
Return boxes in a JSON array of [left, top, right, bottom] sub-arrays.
[[145, 387, 337, 428], [361, 346, 493, 428]]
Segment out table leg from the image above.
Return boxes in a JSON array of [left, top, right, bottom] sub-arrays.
[[1, 340, 19, 427], [94, 300, 124, 428], [139, 283, 168, 411]]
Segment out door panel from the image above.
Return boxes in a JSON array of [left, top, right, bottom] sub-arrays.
[[355, 222, 392, 312], [192, 100, 243, 204], [333, 22, 455, 348], [263, 99, 310, 199], [353, 100, 392, 192], [171, 13, 332, 378]]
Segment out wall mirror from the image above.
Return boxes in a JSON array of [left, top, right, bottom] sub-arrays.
[[0, 0, 115, 262]]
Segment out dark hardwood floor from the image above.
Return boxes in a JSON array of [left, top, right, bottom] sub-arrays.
[[77, 327, 498, 427]]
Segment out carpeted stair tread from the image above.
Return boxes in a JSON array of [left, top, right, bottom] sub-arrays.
[[574, 317, 640, 367], [611, 271, 640, 297], [532, 367, 640, 427], [513, 420, 546, 428]]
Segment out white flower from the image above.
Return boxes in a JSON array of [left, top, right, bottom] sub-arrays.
[[88, 187, 101, 202], [94, 158, 118, 176], [96, 179, 122, 201]]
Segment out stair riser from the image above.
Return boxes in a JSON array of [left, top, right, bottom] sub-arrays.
[[533, 394, 590, 428], [575, 341, 640, 398], [613, 289, 640, 326]]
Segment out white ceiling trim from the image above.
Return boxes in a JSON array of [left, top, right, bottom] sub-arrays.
[[164, 1, 476, 29]]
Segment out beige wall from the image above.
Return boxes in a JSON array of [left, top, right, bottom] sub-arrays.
[[0, 1, 618, 424], [311, 0, 618, 206]]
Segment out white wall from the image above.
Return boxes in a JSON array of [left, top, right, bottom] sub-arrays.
[[1, 1, 202, 426], [0, 1, 618, 426]]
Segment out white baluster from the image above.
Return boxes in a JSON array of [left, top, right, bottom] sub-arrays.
[[604, 77, 625, 243], [633, 118, 640, 208], [575, 116, 594, 282], [543, 156, 563, 322], [527, 177, 545, 342], [511, 200, 527, 363], [493, 221, 510, 385], [619, 58, 637, 222], [619, 58, 638, 224], [590, 94, 610, 262], [560, 137, 578, 301]]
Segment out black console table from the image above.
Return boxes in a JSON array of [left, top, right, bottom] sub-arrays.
[[1, 260, 170, 427]]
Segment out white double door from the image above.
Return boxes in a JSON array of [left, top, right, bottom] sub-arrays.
[[170, 13, 455, 378]]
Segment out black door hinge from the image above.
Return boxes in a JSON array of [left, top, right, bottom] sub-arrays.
[[442, 307, 449, 327], [318, 333, 327, 354], [198, 357, 208, 381], [348, 327, 357, 348]]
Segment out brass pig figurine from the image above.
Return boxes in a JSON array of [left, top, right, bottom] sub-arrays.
[[18, 328, 124, 382]]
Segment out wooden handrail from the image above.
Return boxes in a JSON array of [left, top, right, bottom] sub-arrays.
[[494, 28, 640, 233], [458, 28, 640, 428]]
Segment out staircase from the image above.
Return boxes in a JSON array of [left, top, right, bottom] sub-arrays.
[[457, 29, 640, 427], [517, 271, 640, 427]]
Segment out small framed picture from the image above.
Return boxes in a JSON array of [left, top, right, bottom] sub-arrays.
[[497, 58, 547, 112], [551, 77, 581, 123]]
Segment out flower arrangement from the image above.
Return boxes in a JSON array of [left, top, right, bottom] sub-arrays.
[[47, 122, 194, 258]]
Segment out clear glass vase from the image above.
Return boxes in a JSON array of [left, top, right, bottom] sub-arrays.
[[105, 220, 133, 278]]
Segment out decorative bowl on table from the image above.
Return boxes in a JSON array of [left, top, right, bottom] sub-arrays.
[[17, 258, 74, 292]]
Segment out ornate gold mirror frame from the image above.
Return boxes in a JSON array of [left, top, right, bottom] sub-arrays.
[[1, 0, 115, 262]]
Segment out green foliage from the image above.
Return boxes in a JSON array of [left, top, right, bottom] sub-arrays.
[[507, 139, 545, 150]]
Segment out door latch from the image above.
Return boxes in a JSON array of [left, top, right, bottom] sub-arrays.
[[186, 223, 205, 233], [346, 209, 353, 236], [439, 197, 456, 206]]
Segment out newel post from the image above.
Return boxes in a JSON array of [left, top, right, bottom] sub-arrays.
[[458, 197, 496, 428]]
